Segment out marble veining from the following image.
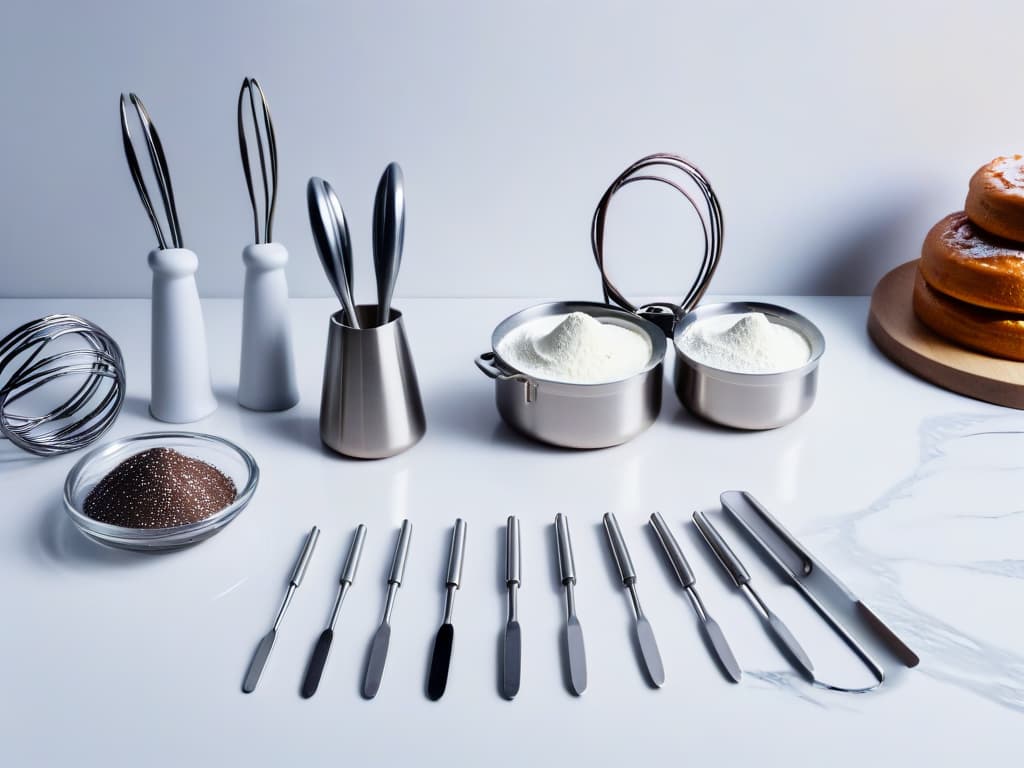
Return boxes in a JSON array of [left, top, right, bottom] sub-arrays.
[[778, 412, 1024, 712]]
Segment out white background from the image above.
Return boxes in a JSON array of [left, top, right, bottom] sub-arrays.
[[3, 0, 1024, 299]]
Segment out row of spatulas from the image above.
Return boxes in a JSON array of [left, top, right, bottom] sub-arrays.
[[242, 509, 817, 699]]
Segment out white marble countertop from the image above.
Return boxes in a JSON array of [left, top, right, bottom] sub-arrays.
[[1, 296, 1020, 766]]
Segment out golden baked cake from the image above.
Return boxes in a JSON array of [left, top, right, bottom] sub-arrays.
[[912, 267, 1024, 361], [919, 211, 1024, 313], [966, 154, 1024, 243]]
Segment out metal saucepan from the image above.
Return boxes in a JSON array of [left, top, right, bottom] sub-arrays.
[[672, 301, 825, 430], [475, 302, 666, 449]]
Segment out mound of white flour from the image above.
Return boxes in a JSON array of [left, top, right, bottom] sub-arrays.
[[498, 311, 652, 384], [677, 312, 810, 373]]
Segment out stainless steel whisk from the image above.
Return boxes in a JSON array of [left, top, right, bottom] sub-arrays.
[[0, 315, 125, 456], [237, 78, 278, 245], [591, 153, 724, 334], [120, 93, 184, 250]]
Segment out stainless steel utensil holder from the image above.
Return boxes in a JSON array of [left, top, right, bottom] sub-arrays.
[[319, 305, 425, 459]]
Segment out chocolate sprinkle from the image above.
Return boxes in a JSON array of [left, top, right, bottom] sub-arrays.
[[83, 447, 237, 529]]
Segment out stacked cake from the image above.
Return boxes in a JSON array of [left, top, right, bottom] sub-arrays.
[[914, 155, 1024, 361]]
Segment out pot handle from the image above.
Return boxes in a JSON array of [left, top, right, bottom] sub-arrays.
[[474, 352, 537, 404]]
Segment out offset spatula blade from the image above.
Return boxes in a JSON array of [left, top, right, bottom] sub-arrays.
[[242, 629, 276, 693], [720, 490, 919, 669], [635, 617, 665, 687], [301, 629, 334, 699], [767, 611, 815, 679], [566, 616, 588, 695], [702, 616, 742, 683], [502, 621, 522, 699], [427, 624, 454, 700], [363, 624, 392, 699]]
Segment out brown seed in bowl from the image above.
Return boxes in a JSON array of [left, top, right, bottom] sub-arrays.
[[83, 447, 237, 529]]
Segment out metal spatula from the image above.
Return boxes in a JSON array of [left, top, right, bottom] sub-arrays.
[[427, 519, 467, 700], [242, 526, 320, 693], [301, 525, 366, 698]]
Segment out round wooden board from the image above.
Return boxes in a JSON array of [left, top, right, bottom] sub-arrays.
[[867, 260, 1024, 409]]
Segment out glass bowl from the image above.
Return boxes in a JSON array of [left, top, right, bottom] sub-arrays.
[[63, 431, 259, 552]]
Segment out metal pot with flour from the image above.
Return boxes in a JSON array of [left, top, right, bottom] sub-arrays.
[[475, 301, 666, 449], [474, 152, 823, 446]]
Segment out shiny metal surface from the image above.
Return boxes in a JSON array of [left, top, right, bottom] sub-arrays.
[[301, 525, 366, 698], [650, 512, 741, 683], [119, 93, 183, 249], [603, 513, 665, 687], [0, 314, 125, 457], [307, 178, 358, 327], [503, 516, 522, 699], [237, 78, 278, 244], [565, 615, 587, 696], [506, 515, 521, 586], [363, 521, 412, 699], [446, 519, 467, 588], [691, 510, 750, 586], [720, 490, 918, 691], [320, 306, 426, 459], [475, 301, 665, 449], [242, 629, 276, 694], [699, 612, 743, 684], [634, 611, 666, 688], [502, 620, 522, 700], [693, 511, 815, 680], [591, 154, 724, 326], [555, 513, 576, 585], [602, 513, 636, 585], [427, 520, 466, 700], [389, 520, 413, 585], [363, 623, 391, 699], [243, 526, 320, 693], [672, 301, 825, 430], [289, 525, 320, 587], [372, 163, 405, 327], [758, 601, 815, 680], [648, 512, 695, 588], [340, 525, 367, 587], [555, 514, 587, 695]]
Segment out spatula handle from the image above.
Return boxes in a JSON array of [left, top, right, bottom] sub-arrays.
[[290, 526, 320, 587], [506, 516, 521, 586], [693, 511, 749, 587], [388, 519, 412, 585], [555, 513, 576, 585], [446, 518, 467, 588], [340, 524, 366, 585], [603, 513, 636, 586], [649, 512, 695, 588]]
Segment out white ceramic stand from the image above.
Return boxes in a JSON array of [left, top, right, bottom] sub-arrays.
[[238, 243, 299, 411], [148, 248, 217, 423]]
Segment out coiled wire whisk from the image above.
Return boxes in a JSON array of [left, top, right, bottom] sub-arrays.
[[0, 315, 126, 456], [591, 153, 724, 334]]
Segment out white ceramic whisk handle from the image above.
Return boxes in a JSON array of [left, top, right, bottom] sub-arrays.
[[148, 248, 217, 423], [238, 243, 299, 411]]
